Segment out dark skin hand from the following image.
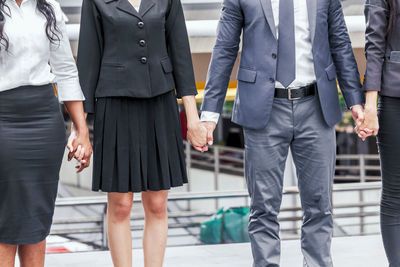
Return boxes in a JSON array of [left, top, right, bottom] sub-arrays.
[[64, 101, 92, 173]]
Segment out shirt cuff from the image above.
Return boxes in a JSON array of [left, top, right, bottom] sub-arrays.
[[56, 78, 86, 103], [201, 111, 220, 124]]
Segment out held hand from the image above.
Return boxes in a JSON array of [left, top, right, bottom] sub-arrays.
[[187, 121, 208, 152], [67, 126, 78, 158], [202, 121, 216, 146], [351, 104, 371, 141], [351, 104, 365, 128], [68, 126, 93, 173], [356, 106, 379, 141]]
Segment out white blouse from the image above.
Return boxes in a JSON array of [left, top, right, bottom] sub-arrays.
[[129, 0, 140, 11], [0, 0, 85, 102]]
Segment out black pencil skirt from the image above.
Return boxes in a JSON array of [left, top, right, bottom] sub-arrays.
[[92, 90, 188, 193], [0, 84, 66, 245]]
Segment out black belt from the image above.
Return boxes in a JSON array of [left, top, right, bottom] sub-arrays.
[[274, 83, 316, 100]]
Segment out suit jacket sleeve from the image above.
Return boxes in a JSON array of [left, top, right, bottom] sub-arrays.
[[77, 0, 103, 114], [166, 0, 197, 98], [201, 0, 243, 114], [363, 0, 389, 92], [328, 0, 364, 108]]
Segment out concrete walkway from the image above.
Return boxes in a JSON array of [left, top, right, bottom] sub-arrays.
[[38, 235, 387, 267]]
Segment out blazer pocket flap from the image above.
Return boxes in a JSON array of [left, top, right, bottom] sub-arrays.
[[237, 68, 257, 83], [325, 63, 337, 81], [161, 57, 173, 73]]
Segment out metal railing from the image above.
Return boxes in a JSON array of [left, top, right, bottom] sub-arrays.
[[184, 142, 382, 183], [51, 182, 382, 250], [55, 141, 382, 250]]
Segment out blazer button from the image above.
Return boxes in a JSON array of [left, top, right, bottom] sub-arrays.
[[272, 53, 277, 59], [269, 78, 275, 83], [139, 40, 146, 47], [138, 21, 144, 28], [141, 57, 147, 64]]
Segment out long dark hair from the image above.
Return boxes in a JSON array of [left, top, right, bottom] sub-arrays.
[[387, 0, 398, 40], [0, 0, 61, 51]]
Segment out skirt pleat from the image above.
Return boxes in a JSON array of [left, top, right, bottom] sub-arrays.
[[101, 100, 117, 191], [116, 100, 130, 192], [93, 90, 188, 193]]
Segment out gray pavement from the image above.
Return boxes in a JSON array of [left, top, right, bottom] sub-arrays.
[[38, 235, 387, 267]]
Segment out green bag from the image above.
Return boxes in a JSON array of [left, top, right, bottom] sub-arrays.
[[223, 207, 250, 243], [199, 208, 224, 244], [200, 207, 250, 244]]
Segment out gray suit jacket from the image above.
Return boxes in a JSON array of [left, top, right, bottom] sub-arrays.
[[364, 0, 400, 97], [201, 0, 364, 129], [77, 0, 197, 113]]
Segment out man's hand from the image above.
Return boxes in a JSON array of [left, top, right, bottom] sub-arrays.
[[202, 121, 217, 146], [351, 104, 365, 128]]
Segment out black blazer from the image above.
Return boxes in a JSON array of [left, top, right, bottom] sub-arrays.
[[364, 0, 400, 97], [77, 0, 197, 113]]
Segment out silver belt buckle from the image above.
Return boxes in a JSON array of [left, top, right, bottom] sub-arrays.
[[288, 88, 301, 101]]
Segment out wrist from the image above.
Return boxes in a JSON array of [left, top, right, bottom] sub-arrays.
[[365, 91, 378, 110], [351, 104, 362, 110], [204, 121, 217, 126], [365, 103, 377, 112], [75, 125, 89, 136], [188, 122, 200, 130]]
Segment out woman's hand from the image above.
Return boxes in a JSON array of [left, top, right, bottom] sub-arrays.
[[187, 121, 208, 152], [67, 125, 78, 155], [356, 91, 379, 141], [67, 124, 93, 173], [64, 101, 93, 173], [356, 106, 379, 141], [181, 95, 209, 152], [364, 106, 379, 135]]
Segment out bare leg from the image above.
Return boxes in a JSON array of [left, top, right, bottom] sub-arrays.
[[142, 190, 168, 267], [0, 243, 17, 267], [18, 240, 46, 267], [107, 192, 133, 267]]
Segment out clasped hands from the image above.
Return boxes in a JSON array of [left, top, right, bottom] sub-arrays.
[[67, 124, 93, 173], [352, 104, 379, 141], [187, 104, 378, 150], [187, 121, 216, 152]]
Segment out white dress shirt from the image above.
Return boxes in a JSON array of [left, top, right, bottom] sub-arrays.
[[201, 0, 317, 123], [129, 0, 140, 10], [0, 0, 85, 102]]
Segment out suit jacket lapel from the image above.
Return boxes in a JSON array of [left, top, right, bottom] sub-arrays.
[[306, 0, 317, 44], [139, 0, 155, 17], [259, 0, 277, 39], [116, 0, 141, 19]]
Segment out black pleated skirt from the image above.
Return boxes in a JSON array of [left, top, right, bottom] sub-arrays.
[[92, 90, 188, 193], [0, 85, 66, 245]]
